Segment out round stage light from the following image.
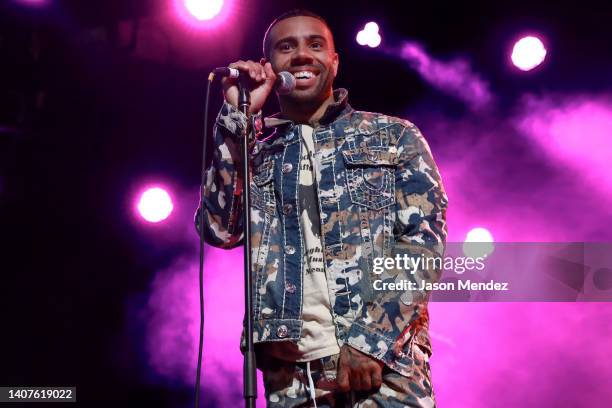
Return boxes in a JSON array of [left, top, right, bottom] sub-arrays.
[[356, 21, 382, 48], [511, 36, 547, 71], [463, 227, 495, 259], [364, 22, 379, 32], [356, 30, 368, 46], [465, 227, 494, 243], [184, 0, 224, 21], [137, 187, 174, 223]]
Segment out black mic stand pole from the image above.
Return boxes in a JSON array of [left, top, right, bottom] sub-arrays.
[[238, 78, 257, 408]]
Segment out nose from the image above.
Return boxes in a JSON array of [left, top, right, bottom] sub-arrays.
[[291, 43, 314, 65]]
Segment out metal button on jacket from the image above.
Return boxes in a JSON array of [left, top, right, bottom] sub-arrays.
[[283, 203, 293, 215], [284, 245, 296, 255], [277, 325, 288, 338], [282, 163, 293, 173], [285, 282, 296, 294]]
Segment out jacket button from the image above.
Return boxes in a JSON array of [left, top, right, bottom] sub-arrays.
[[282, 163, 293, 173], [285, 282, 296, 294], [283, 203, 293, 215], [277, 325, 288, 338], [285, 245, 296, 255]]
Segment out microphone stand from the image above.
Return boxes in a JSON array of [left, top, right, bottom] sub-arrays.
[[238, 78, 257, 408]]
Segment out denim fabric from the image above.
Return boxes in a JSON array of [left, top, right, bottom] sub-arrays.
[[195, 89, 448, 377]]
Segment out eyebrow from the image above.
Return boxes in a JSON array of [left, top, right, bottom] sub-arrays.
[[274, 34, 328, 47]]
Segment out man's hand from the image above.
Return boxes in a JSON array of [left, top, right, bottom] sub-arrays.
[[336, 345, 384, 392], [222, 59, 277, 114]]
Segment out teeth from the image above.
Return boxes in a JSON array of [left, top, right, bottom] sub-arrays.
[[294, 71, 314, 79]]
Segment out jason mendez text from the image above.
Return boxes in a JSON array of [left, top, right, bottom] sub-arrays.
[[372, 279, 509, 291]]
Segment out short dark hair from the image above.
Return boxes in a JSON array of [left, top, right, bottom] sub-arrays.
[[262, 9, 334, 59]]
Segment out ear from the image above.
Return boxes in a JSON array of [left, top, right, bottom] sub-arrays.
[[332, 52, 339, 77]]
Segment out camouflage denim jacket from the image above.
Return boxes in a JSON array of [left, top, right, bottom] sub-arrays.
[[195, 88, 448, 377]]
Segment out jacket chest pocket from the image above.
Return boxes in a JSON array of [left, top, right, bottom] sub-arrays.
[[342, 146, 398, 210], [251, 158, 276, 215]]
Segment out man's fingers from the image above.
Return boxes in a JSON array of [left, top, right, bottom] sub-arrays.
[[349, 371, 363, 391], [360, 371, 372, 391], [371, 366, 383, 389], [243, 61, 264, 82], [228, 60, 247, 72], [263, 62, 275, 82], [258, 64, 267, 82], [226, 60, 267, 82], [246, 61, 259, 81], [336, 362, 350, 392]]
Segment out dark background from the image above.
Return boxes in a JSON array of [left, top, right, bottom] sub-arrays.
[[1, 0, 611, 407]]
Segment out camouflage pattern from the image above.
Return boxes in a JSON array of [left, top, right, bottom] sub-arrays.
[[195, 88, 448, 378], [260, 339, 435, 407]]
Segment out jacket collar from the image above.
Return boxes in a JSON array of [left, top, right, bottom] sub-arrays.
[[263, 88, 352, 130]]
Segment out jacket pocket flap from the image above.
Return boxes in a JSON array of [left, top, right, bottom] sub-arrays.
[[342, 147, 398, 166]]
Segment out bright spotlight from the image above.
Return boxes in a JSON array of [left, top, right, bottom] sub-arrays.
[[16, 0, 49, 6], [462, 227, 495, 259], [465, 227, 494, 242], [356, 21, 382, 48], [511, 36, 547, 71], [137, 187, 174, 223], [184, 0, 224, 21], [364, 22, 379, 32]]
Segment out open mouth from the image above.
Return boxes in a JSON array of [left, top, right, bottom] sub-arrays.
[[291, 70, 319, 87], [293, 71, 316, 80]]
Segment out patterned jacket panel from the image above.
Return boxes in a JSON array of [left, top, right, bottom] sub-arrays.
[[195, 90, 448, 377]]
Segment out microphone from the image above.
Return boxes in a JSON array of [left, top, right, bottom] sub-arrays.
[[213, 67, 296, 95]]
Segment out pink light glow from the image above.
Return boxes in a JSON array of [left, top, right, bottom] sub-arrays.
[[174, 0, 231, 29], [137, 187, 174, 223], [465, 227, 494, 243], [184, 0, 223, 21], [463, 227, 495, 258], [517, 94, 612, 202], [15, 0, 49, 6], [145, 248, 266, 407], [511, 36, 547, 71], [399, 42, 493, 111]]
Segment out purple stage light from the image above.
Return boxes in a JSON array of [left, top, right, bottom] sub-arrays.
[[15, 0, 48, 6], [511, 36, 547, 71], [184, 0, 223, 21], [465, 227, 494, 243], [463, 227, 495, 258], [137, 187, 174, 223], [174, 0, 230, 29], [517, 94, 612, 203], [356, 22, 382, 48], [398, 42, 493, 111]]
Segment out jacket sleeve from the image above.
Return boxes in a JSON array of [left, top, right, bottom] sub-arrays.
[[345, 121, 448, 366], [194, 102, 256, 248]]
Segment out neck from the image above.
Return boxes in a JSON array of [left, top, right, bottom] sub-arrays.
[[279, 90, 335, 126]]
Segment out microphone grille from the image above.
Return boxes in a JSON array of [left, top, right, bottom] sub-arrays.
[[276, 71, 296, 95]]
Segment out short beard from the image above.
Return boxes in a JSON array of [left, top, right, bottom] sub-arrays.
[[280, 71, 334, 110]]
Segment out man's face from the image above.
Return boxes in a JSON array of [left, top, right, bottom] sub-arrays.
[[266, 16, 339, 104]]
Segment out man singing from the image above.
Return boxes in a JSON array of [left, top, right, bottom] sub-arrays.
[[196, 9, 448, 407]]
